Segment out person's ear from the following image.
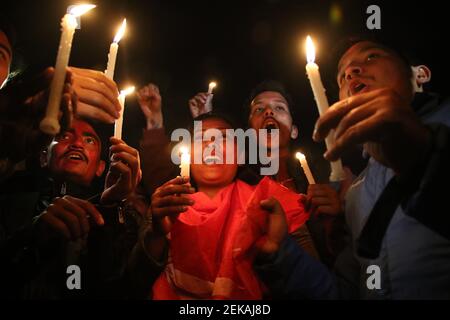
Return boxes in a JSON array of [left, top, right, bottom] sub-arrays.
[[290, 125, 299, 140], [96, 160, 106, 177], [411, 65, 431, 93]]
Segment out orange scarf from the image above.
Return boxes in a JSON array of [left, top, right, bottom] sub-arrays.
[[152, 177, 309, 299]]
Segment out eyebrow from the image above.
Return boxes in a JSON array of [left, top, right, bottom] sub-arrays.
[[0, 43, 12, 60]]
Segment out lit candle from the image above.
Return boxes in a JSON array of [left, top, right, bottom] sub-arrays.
[[296, 152, 316, 185], [305, 35, 345, 182], [207, 81, 217, 94], [105, 19, 126, 79], [40, 4, 96, 135], [205, 81, 217, 112], [114, 86, 135, 140], [179, 146, 190, 178]]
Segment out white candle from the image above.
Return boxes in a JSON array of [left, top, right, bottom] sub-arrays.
[[179, 146, 190, 178], [105, 19, 126, 79], [305, 35, 345, 182], [114, 86, 135, 140], [40, 4, 96, 135], [296, 152, 316, 185]]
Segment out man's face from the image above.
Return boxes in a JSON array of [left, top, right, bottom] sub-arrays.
[[0, 31, 12, 88], [337, 41, 413, 101], [248, 91, 298, 150], [47, 119, 105, 186], [191, 118, 238, 190]]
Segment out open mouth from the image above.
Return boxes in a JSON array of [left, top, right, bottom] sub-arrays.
[[203, 155, 222, 165], [263, 119, 279, 133], [350, 81, 368, 96], [63, 151, 87, 162]]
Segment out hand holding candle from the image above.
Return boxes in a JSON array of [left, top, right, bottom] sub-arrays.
[[305, 35, 345, 182], [39, 4, 96, 135], [105, 19, 127, 80], [114, 86, 135, 140], [296, 152, 316, 185]]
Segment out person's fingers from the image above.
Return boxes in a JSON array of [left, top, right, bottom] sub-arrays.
[[160, 176, 191, 188], [109, 160, 132, 183], [40, 213, 71, 240], [195, 96, 206, 106], [76, 102, 116, 124], [154, 184, 195, 198], [69, 67, 119, 96], [56, 197, 90, 235], [333, 101, 380, 141], [313, 89, 382, 142], [109, 141, 139, 158], [65, 196, 104, 226], [75, 87, 119, 118], [304, 196, 312, 212], [307, 187, 333, 198], [310, 196, 333, 207], [315, 205, 339, 216], [153, 206, 189, 219], [324, 114, 385, 161], [50, 206, 81, 240], [75, 76, 120, 112], [154, 195, 194, 208], [260, 197, 281, 213]]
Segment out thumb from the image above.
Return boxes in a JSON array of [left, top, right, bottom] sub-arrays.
[[260, 197, 279, 212]]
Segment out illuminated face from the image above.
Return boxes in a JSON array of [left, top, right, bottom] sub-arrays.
[[337, 41, 413, 101], [191, 118, 238, 191], [0, 31, 12, 88], [47, 119, 105, 186], [248, 91, 298, 150]]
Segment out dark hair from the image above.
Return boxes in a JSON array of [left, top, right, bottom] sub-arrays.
[[331, 34, 416, 79], [243, 80, 296, 125], [189, 111, 238, 133]]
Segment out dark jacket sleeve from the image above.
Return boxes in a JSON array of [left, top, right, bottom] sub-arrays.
[[254, 235, 362, 299], [403, 123, 450, 240]]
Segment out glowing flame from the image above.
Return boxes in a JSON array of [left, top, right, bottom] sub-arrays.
[[209, 82, 217, 90], [120, 86, 135, 96], [180, 146, 189, 154], [306, 35, 316, 64], [113, 19, 127, 43], [69, 4, 96, 17], [295, 152, 305, 161]]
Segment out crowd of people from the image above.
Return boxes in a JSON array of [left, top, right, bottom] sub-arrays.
[[1, 13, 449, 300]]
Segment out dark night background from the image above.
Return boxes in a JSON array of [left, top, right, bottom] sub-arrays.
[[3, 0, 448, 178]]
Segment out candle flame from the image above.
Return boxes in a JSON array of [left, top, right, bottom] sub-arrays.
[[295, 152, 306, 161], [209, 82, 217, 90], [306, 35, 316, 63], [180, 146, 190, 155], [69, 4, 96, 17], [114, 19, 127, 43], [120, 86, 135, 96]]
